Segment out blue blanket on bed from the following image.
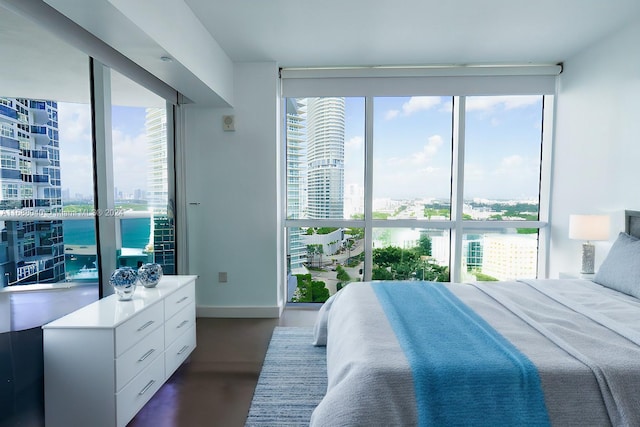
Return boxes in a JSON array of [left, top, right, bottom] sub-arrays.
[[372, 281, 550, 427]]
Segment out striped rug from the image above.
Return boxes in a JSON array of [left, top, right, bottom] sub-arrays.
[[245, 327, 327, 426]]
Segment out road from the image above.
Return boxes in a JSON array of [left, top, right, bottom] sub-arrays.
[[311, 239, 364, 295]]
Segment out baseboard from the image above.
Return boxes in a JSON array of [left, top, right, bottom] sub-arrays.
[[196, 305, 281, 318]]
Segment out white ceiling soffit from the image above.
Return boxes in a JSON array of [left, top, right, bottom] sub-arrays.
[[0, 0, 171, 107], [185, 0, 640, 67], [43, 0, 234, 107], [0, 5, 90, 104]]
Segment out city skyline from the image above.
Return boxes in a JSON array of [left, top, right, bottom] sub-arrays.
[[286, 95, 544, 287], [57, 95, 543, 206]]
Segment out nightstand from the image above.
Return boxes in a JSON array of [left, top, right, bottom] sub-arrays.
[[559, 272, 596, 280]]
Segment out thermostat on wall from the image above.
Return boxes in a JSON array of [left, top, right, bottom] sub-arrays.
[[222, 115, 235, 131]]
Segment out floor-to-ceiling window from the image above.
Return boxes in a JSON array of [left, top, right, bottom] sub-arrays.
[[0, 6, 97, 425], [282, 68, 556, 303], [0, 5, 98, 317], [111, 71, 175, 274], [0, 4, 179, 424]]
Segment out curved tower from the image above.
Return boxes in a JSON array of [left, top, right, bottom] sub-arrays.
[[306, 97, 345, 219]]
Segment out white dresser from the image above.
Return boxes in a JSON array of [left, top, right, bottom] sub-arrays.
[[42, 275, 197, 427]]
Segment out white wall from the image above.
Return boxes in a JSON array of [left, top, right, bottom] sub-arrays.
[[183, 62, 282, 317], [550, 18, 640, 277], [181, 19, 640, 312]]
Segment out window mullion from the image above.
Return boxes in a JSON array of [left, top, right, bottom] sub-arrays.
[[363, 96, 374, 281], [90, 58, 118, 297], [451, 96, 466, 283], [537, 95, 555, 278]]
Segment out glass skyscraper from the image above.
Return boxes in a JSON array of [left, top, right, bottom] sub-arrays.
[[0, 98, 65, 286], [285, 98, 307, 272]]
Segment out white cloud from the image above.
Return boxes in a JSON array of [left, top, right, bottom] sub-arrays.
[[402, 96, 441, 115], [111, 128, 148, 194], [501, 154, 524, 168], [58, 103, 92, 142], [345, 135, 363, 150], [466, 96, 540, 112], [465, 155, 540, 199], [384, 134, 444, 168], [57, 102, 149, 198], [410, 135, 444, 164], [58, 103, 93, 197], [385, 109, 400, 120], [372, 157, 450, 199]]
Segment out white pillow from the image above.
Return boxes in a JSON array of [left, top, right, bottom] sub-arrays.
[[312, 292, 337, 346], [593, 232, 640, 298]]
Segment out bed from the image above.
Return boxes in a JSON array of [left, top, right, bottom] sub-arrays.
[[311, 210, 640, 427]]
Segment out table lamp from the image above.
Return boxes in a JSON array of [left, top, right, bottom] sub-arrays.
[[569, 214, 610, 274]]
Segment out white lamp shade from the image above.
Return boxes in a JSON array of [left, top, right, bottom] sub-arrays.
[[569, 214, 610, 241]]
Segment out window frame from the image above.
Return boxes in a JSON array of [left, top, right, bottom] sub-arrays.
[[282, 80, 555, 290]]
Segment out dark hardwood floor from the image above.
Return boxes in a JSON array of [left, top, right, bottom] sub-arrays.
[[128, 307, 319, 427]]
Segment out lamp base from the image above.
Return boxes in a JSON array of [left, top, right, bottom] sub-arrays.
[[581, 242, 595, 274]]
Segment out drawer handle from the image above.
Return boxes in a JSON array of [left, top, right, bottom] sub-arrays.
[[137, 320, 155, 332], [177, 320, 189, 329], [138, 380, 156, 396], [177, 345, 190, 355], [138, 348, 156, 362], [176, 296, 189, 304]]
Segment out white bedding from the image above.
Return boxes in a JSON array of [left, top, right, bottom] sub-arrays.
[[311, 279, 640, 427]]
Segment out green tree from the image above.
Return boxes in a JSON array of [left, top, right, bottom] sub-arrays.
[[316, 227, 338, 235], [418, 261, 449, 282], [345, 239, 355, 262], [336, 265, 351, 282], [291, 274, 330, 303], [373, 246, 415, 267], [350, 228, 365, 239], [372, 244, 449, 282], [311, 280, 330, 302], [372, 266, 394, 280], [306, 244, 318, 268], [474, 272, 499, 281], [414, 234, 432, 257]]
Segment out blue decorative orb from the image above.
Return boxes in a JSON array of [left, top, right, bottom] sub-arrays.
[[109, 267, 138, 300], [138, 263, 163, 288]]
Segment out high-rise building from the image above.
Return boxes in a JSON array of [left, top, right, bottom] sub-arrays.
[[0, 98, 65, 286], [146, 108, 168, 211], [145, 107, 175, 273], [285, 98, 307, 272], [481, 234, 538, 280], [306, 97, 345, 219]]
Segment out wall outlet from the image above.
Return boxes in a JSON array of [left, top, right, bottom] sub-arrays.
[[218, 272, 228, 283]]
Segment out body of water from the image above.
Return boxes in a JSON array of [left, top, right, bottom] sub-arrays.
[[63, 218, 151, 277]]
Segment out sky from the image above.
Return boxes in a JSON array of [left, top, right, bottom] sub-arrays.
[[58, 103, 150, 198], [57, 94, 543, 202], [341, 95, 544, 201]]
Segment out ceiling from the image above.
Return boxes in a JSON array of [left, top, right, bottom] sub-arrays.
[[2, 0, 640, 106], [184, 0, 640, 67], [0, 3, 163, 106]]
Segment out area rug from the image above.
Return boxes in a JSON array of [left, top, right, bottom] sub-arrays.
[[245, 326, 327, 426]]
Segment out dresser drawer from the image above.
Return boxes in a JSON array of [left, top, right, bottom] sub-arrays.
[[115, 302, 163, 357], [165, 281, 195, 321], [115, 326, 164, 392], [165, 324, 196, 378], [116, 355, 164, 427], [165, 302, 195, 347]]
